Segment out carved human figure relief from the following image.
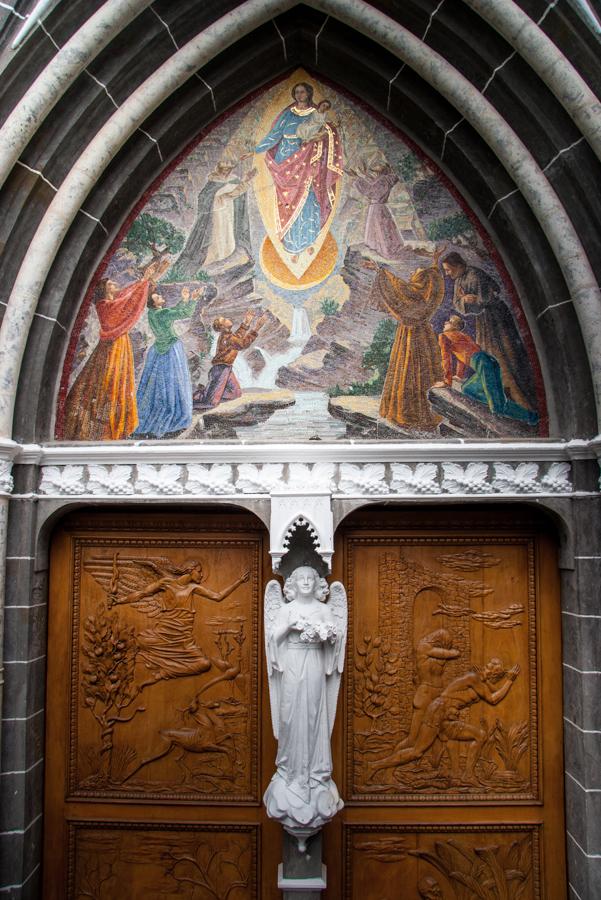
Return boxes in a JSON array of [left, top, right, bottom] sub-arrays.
[[84, 554, 249, 687], [77, 548, 256, 798], [263, 566, 347, 844], [349, 543, 534, 801]]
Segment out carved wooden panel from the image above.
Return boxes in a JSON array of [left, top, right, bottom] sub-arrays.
[[69, 822, 258, 899], [344, 825, 540, 900], [345, 538, 537, 802], [70, 535, 260, 802]]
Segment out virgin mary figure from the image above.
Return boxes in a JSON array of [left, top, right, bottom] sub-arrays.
[[253, 82, 343, 262], [263, 567, 347, 843]]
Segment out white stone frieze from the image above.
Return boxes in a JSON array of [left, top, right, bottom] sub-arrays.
[[237, 463, 284, 493], [39, 464, 86, 495], [287, 463, 336, 492], [136, 463, 184, 495], [338, 463, 388, 495], [491, 462, 540, 494], [87, 464, 135, 495], [0, 439, 19, 494], [36, 459, 575, 498], [540, 462, 571, 493], [185, 463, 235, 494], [390, 463, 441, 494], [441, 462, 490, 494]]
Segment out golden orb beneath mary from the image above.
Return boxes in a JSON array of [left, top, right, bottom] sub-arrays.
[[259, 232, 338, 290]]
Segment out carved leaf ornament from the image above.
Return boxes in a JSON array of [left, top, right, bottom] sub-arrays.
[[37, 460, 574, 497]]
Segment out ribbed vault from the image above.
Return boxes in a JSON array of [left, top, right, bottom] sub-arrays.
[[0, 0, 598, 442]]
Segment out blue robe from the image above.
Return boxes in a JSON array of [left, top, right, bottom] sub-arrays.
[[134, 302, 195, 437], [255, 107, 321, 253], [462, 351, 538, 424]]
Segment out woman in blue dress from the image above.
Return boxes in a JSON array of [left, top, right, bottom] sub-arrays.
[[134, 286, 202, 438], [252, 82, 342, 261]]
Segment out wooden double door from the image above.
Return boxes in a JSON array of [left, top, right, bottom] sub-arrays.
[[44, 507, 566, 898]]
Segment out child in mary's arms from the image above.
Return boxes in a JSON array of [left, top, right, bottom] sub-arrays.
[[297, 99, 333, 142]]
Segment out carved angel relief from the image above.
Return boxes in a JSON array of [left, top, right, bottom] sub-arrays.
[[76, 549, 255, 798], [350, 544, 533, 800], [263, 567, 347, 845]]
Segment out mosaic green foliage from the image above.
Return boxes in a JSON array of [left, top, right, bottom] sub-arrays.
[[426, 212, 472, 242], [168, 264, 211, 283], [398, 152, 419, 183], [320, 297, 340, 316], [329, 317, 397, 397], [123, 213, 185, 263]]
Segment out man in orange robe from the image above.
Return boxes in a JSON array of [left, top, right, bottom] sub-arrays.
[[370, 260, 444, 431], [63, 259, 168, 440]]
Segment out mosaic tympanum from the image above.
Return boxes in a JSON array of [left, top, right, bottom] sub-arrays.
[[57, 71, 545, 442]]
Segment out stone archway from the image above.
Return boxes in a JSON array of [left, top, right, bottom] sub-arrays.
[[1, 4, 601, 898]]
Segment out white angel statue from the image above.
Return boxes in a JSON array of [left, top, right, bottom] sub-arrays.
[[264, 566, 347, 843]]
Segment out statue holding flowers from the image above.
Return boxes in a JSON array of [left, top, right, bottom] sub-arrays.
[[263, 566, 347, 845]]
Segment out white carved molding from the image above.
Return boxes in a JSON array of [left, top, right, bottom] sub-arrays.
[[270, 494, 334, 572], [390, 462, 441, 494], [136, 463, 184, 495], [185, 463, 235, 494], [87, 464, 134, 495], [539, 461, 572, 493], [237, 463, 284, 494], [18, 437, 601, 465], [338, 463, 388, 495], [441, 462, 490, 494], [39, 464, 86, 495], [0, 460, 14, 494], [0, 438, 20, 494], [36, 459, 575, 500], [287, 463, 336, 492]]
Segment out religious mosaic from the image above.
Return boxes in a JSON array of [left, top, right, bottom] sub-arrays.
[[57, 70, 545, 442]]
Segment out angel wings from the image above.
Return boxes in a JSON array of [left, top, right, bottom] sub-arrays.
[[86, 553, 172, 594], [263, 571, 347, 742]]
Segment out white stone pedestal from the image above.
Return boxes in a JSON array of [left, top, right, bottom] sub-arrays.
[[278, 831, 326, 899]]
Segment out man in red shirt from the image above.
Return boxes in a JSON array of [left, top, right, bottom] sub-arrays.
[[437, 315, 537, 425], [196, 309, 266, 409]]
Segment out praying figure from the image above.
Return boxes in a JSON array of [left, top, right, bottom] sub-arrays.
[[367, 251, 445, 432], [437, 314, 538, 425], [263, 567, 347, 845], [196, 309, 266, 410], [348, 155, 404, 259]]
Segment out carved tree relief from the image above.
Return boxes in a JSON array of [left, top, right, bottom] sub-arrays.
[[72, 540, 259, 801], [346, 825, 539, 900], [346, 539, 536, 801]]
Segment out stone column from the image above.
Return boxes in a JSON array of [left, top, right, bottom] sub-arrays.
[[0, 454, 44, 899], [0, 439, 18, 757], [278, 831, 327, 899], [560, 485, 601, 898]]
